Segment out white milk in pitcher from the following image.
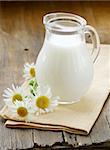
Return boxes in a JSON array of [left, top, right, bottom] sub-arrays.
[[36, 33, 93, 102]]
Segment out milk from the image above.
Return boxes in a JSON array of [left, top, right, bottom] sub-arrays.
[[36, 33, 93, 102]]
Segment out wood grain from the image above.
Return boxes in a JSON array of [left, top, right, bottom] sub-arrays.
[[0, 2, 110, 44], [0, 30, 63, 150], [0, 1, 110, 149]]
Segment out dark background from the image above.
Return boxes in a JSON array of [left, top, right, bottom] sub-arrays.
[[0, 1, 109, 47]]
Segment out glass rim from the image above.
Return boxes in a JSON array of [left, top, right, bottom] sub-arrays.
[[43, 12, 87, 34]]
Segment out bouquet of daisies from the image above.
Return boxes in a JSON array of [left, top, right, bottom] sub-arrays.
[[3, 63, 59, 122]]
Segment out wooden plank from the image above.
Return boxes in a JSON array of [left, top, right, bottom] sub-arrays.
[[33, 130, 63, 147], [0, 2, 110, 44], [0, 31, 34, 150], [0, 22, 64, 150], [90, 97, 110, 144], [63, 131, 92, 148]]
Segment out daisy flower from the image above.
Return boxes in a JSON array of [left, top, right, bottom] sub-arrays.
[[23, 63, 36, 80], [32, 85, 59, 115], [3, 84, 26, 105], [7, 100, 35, 122]]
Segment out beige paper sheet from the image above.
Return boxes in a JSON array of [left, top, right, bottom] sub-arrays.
[[0, 44, 109, 135]]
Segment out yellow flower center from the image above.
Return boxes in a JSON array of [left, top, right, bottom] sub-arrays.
[[36, 96, 50, 109], [30, 68, 35, 77], [17, 107, 28, 117], [12, 93, 23, 103]]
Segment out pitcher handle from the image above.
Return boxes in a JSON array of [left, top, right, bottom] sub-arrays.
[[84, 25, 100, 63]]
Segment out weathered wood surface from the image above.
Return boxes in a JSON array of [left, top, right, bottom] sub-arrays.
[[0, 2, 110, 150]]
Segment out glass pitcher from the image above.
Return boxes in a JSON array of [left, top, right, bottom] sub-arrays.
[[36, 13, 100, 104]]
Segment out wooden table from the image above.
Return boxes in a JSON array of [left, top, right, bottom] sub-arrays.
[[0, 2, 110, 149]]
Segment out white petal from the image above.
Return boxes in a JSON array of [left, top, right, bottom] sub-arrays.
[[31, 62, 34, 65], [51, 96, 59, 102], [4, 90, 12, 95], [25, 63, 30, 67], [45, 108, 50, 113], [29, 108, 36, 113], [4, 98, 11, 102], [4, 100, 13, 106], [12, 84, 16, 91], [39, 109, 45, 114], [37, 85, 52, 98], [3, 94, 10, 98], [7, 88, 13, 93]]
